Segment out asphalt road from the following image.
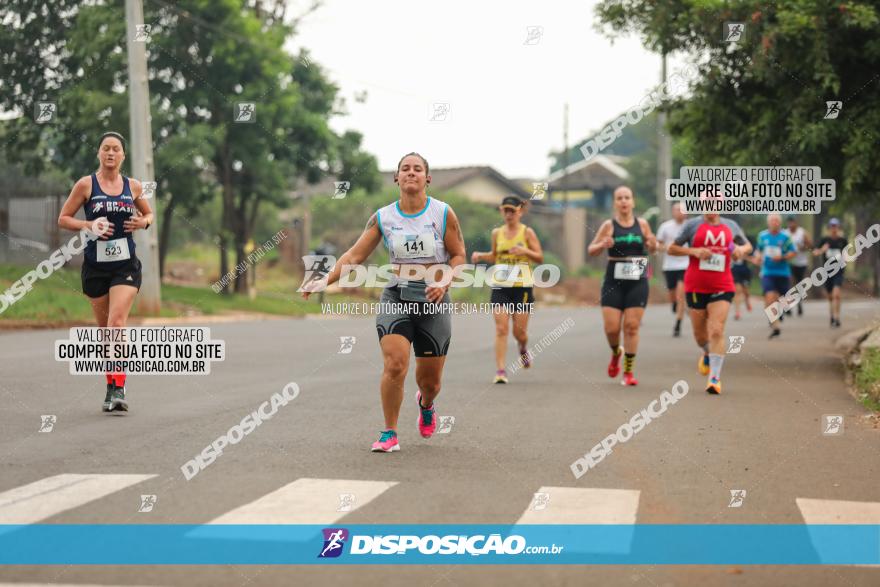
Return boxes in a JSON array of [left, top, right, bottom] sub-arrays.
[[1, 297, 879, 586]]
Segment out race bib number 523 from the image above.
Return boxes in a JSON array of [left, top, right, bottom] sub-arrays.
[[97, 238, 131, 262]]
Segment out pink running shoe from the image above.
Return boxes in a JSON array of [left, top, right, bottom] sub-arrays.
[[416, 391, 437, 438], [371, 429, 399, 452]]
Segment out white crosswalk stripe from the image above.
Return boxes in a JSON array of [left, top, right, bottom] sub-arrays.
[[205, 477, 398, 524], [0, 474, 157, 524], [515, 487, 640, 554], [797, 497, 880, 567], [516, 486, 640, 524], [796, 497, 880, 524]]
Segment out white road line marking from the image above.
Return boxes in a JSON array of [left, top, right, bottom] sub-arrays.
[[206, 478, 398, 525], [0, 474, 156, 524], [516, 487, 640, 554], [796, 497, 880, 524], [797, 497, 880, 567], [516, 486, 640, 524]]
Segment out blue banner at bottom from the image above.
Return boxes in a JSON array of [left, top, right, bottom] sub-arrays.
[[0, 525, 878, 565]]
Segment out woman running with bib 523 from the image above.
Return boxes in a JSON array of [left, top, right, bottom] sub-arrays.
[[58, 132, 153, 413]]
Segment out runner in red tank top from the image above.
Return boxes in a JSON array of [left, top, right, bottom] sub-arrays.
[[669, 213, 752, 395]]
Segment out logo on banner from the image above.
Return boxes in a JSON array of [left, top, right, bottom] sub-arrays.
[[319, 528, 349, 558]]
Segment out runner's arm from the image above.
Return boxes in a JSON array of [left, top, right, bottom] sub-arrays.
[[587, 220, 613, 256], [471, 228, 498, 264], [305, 213, 382, 297], [57, 176, 92, 232], [639, 218, 658, 253], [781, 237, 796, 261], [427, 207, 466, 302], [513, 227, 543, 263], [443, 207, 466, 270], [124, 179, 154, 232], [667, 218, 704, 258]]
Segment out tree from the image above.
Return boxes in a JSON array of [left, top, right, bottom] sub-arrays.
[[594, 0, 880, 211], [0, 0, 379, 293]]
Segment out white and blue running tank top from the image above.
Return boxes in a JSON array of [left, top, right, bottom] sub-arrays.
[[376, 196, 449, 264]]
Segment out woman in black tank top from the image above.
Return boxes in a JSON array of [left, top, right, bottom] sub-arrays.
[[58, 132, 153, 413], [587, 186, 657, 387]]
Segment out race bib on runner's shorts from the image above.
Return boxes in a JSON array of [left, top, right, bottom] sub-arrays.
[[613, 259, 646, 280], [699, 253, 725, 272], [97, 238, 131, 263], [392, 233, 436, 260]]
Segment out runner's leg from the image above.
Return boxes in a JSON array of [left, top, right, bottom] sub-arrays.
[[379, 334, 411, 430], [511, 310, 530, 363], [415, 356, 446, 408], [602, 307, 623, 350], [493, 306, 510, 371]]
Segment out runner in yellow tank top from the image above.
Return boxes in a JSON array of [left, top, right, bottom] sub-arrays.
[[471, 196, 543, 383]]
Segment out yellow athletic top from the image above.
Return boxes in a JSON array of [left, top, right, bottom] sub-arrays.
[[492, 224, 534, 287]]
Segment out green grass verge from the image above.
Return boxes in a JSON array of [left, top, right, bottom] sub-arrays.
[[0, 263, 350, 322], [855, 347, 880, 412]]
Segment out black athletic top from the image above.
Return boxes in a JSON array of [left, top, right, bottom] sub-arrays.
[[817, 236, 848, 264], [84, 174, 137, 269], [609, 218, 647, 258]]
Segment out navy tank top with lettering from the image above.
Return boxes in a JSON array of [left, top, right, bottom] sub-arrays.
[[84, 174, 137, 269]]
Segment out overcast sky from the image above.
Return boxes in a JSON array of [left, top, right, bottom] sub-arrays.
[[290, 0, 689, 178]]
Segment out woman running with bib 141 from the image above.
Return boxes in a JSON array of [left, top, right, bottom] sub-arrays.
[[471, 196, 543, 384], [58, 132, 153, 412], [302, 153, 466, 452], [588, 186, 657, 386]]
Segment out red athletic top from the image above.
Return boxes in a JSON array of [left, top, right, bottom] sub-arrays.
[[674, 217, 746, 293]]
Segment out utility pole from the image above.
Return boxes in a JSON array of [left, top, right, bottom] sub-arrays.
[[562, 102, 569, 206], [656, 53, 673, 222], [125, 0, 161, 314]]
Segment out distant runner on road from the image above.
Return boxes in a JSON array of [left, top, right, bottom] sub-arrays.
[[755, 214, 797, 339], [813, 217, 847, 328], [783, 215, 812, 317], [471, 196, 543, 384], [588, 186, 657, 387], [655, 202, 689, 337], [669, 210, 752, 395]]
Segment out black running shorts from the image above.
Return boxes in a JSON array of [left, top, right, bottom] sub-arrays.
[[685, 290, 735, 310], [375, 283, 451, 358], [81, 257, 142, 298]]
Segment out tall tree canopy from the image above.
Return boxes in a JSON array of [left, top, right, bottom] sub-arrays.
[[0, 0, 380, 291]]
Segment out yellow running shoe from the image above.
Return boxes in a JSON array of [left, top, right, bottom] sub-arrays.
[[698, 353, 710, 376]]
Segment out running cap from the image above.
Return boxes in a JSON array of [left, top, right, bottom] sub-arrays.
[[828, 217, 841, 226], [501, 195, 524, 209], [785, 215, 796, 222]]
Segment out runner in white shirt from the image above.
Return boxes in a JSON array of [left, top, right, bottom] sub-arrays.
[[783, 215, 812, 317], [655, 203, 689, 337]]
